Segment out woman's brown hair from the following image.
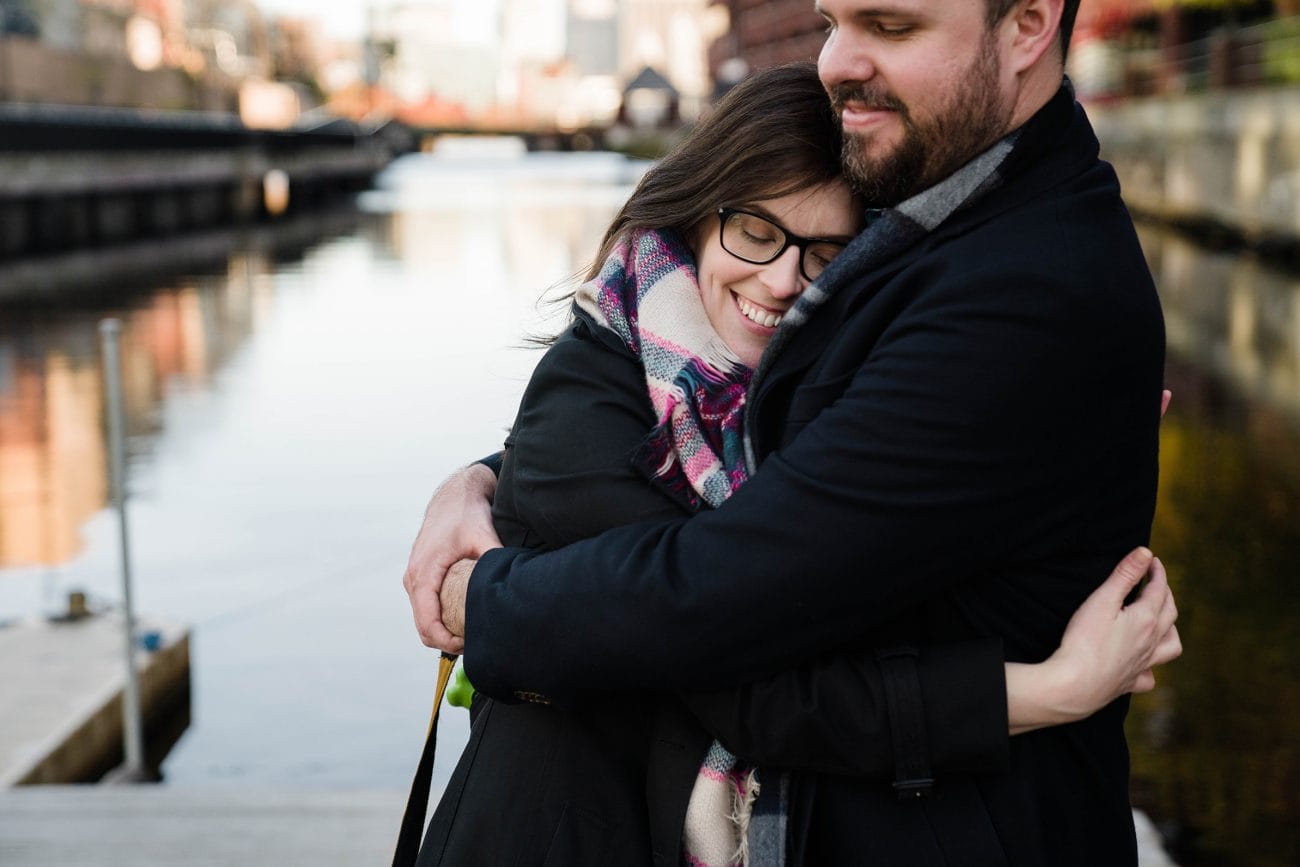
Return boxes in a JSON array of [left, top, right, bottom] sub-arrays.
[[584, 61, 847, 279]]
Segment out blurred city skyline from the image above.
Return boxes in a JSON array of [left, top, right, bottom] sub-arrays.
[[257, 0, 503, 41], [0, 0, 726, 132]]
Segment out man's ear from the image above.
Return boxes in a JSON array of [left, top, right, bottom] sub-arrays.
[[1002, 0, 1065, 76]]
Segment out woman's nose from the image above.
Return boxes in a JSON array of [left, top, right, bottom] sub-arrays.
[[758, 246, 805, 299]]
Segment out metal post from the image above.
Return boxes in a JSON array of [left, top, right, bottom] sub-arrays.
[[100, 318, 146, 780]]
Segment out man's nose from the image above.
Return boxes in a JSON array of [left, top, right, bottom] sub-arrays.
[[818, 27, 873, 90], [758, 246, 805, 299]]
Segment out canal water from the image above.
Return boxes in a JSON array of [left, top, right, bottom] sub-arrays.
[[0, 150, 1296, 866]]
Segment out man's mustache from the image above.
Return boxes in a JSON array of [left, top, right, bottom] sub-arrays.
[[828, 83, 909, 120]]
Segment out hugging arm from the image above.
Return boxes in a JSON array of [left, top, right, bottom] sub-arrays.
[[682, 546, 1180, 775], [462, 266, 1166, 699], [417, 315, 1176, 779]]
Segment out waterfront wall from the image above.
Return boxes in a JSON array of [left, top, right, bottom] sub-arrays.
[[1089, 88, 1300, 252], [0, 36, 235, 112], [0, 105, 408, 264]]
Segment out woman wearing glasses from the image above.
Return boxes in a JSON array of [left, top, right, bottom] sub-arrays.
[[415, 63, 1177, 866]]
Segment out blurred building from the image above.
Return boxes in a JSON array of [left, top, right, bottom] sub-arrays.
[[0, 0, 242, 110], [184, 0, 271, 80], [706, 0, 823, 87], [368, 0, 502, 125], [1069, 0, 1300, 99], [492, 0, 723, 130]]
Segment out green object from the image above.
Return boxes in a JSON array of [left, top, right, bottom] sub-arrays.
[[446, 666, 475, 709]]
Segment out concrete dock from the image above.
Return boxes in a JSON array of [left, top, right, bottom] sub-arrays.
[[0, 611, 190, 786], [0, 786, 411, 866], [0, 786, 1179, 866]]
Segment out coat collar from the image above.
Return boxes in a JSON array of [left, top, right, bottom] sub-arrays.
[[750, 84, 1100, 423]]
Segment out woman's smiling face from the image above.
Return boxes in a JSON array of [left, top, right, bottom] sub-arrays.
[[693, 181, 860, 368]]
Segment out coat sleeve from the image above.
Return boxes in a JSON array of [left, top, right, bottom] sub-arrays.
[[463, 261, 1163, 699], [491, 316, 1012, 776], [678, 640, 1008, 777]]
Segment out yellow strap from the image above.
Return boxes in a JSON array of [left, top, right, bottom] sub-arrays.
[[427, 653, 457, 738]]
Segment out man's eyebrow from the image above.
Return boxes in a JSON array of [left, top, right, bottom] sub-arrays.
[[817, 3, 922, 21]]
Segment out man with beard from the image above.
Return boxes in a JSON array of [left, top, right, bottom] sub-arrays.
[[406, 0, 1165, 863]]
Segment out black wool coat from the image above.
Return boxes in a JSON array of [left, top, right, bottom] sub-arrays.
[[460, 83, 1165, 866], [418, 312, 1010, 866]]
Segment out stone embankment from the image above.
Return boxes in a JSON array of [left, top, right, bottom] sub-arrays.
[[1089, 88, 1300, 264], [0, 104, 408, 265]]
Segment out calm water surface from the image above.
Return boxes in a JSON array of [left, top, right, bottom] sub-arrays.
[[0, 150, 645, 792], [0, 153, 1295, 864]]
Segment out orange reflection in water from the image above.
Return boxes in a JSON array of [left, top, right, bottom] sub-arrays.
[[0, 352, 106, 567], [0, 258, 262, 570]]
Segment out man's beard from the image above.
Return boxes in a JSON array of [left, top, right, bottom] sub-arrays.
[[831, 41, 1012, 208]]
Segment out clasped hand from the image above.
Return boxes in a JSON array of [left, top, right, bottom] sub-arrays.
[[402, 462, 501, 654]]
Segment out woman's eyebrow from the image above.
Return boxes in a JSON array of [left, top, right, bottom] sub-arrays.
[[739, 204, 856, 243]]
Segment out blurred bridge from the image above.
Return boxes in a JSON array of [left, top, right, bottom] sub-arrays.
[[406, 122, 610, 153]]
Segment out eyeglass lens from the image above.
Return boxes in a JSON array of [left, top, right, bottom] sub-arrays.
[[720, 211, 844, 281]]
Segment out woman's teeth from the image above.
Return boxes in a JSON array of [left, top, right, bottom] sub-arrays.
[[738, 296, 782, 328]]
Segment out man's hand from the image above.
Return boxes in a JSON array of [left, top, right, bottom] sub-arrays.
[[403, 462, 502, 653]]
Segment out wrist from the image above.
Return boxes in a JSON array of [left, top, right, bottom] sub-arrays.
[[465, 461, 498, 499], [1006, 658, 1078, 735]]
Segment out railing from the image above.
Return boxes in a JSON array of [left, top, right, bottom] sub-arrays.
[[1072, 15, 1300, 99]]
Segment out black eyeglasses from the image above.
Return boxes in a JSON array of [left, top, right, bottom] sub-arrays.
[[717, 207, 848, 282]]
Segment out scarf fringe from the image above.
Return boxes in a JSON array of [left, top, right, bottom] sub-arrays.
[[731, 768, 761, 867]]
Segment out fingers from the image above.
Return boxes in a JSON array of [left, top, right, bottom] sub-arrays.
[[415, 595, 464, 653], [1160, 389, 1172, 419], [405, 557, 464, 651], [1152, 624, 1182, 667], [1100, 546, 1154, 607], [1131, 670, 1156, 694], [1148, 560, 1178, 636]]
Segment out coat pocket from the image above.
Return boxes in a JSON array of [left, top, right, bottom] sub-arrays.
[[539, 802, 615, 867]]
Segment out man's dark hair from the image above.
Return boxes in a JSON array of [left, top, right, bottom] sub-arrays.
[[986, 0, 1081, 60]]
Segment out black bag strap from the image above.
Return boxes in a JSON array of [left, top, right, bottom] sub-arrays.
[[392, 652, 458, 867], [875, 645, 935, 800]]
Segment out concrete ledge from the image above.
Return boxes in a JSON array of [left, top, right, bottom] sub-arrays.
[[0, 614, 191, 787], [1089, 88, 1300, 254]]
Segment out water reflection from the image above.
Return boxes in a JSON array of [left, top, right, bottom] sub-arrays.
[[0, 254, 274, 571], [1139, 225, 1300, 425], [1131, 224, 1300, 867], [0, 151, 645, 790]]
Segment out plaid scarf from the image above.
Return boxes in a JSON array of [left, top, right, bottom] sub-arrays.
[[575, 228, 752, 510]]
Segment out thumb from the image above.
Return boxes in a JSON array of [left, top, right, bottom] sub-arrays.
[[1100, 546, 1154, 605]]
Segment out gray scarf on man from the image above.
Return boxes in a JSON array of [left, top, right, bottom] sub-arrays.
[[739, 130, 1019, 867]]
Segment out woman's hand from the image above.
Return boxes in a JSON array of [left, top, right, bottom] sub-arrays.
[[1006, 547, 1182, 734]]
